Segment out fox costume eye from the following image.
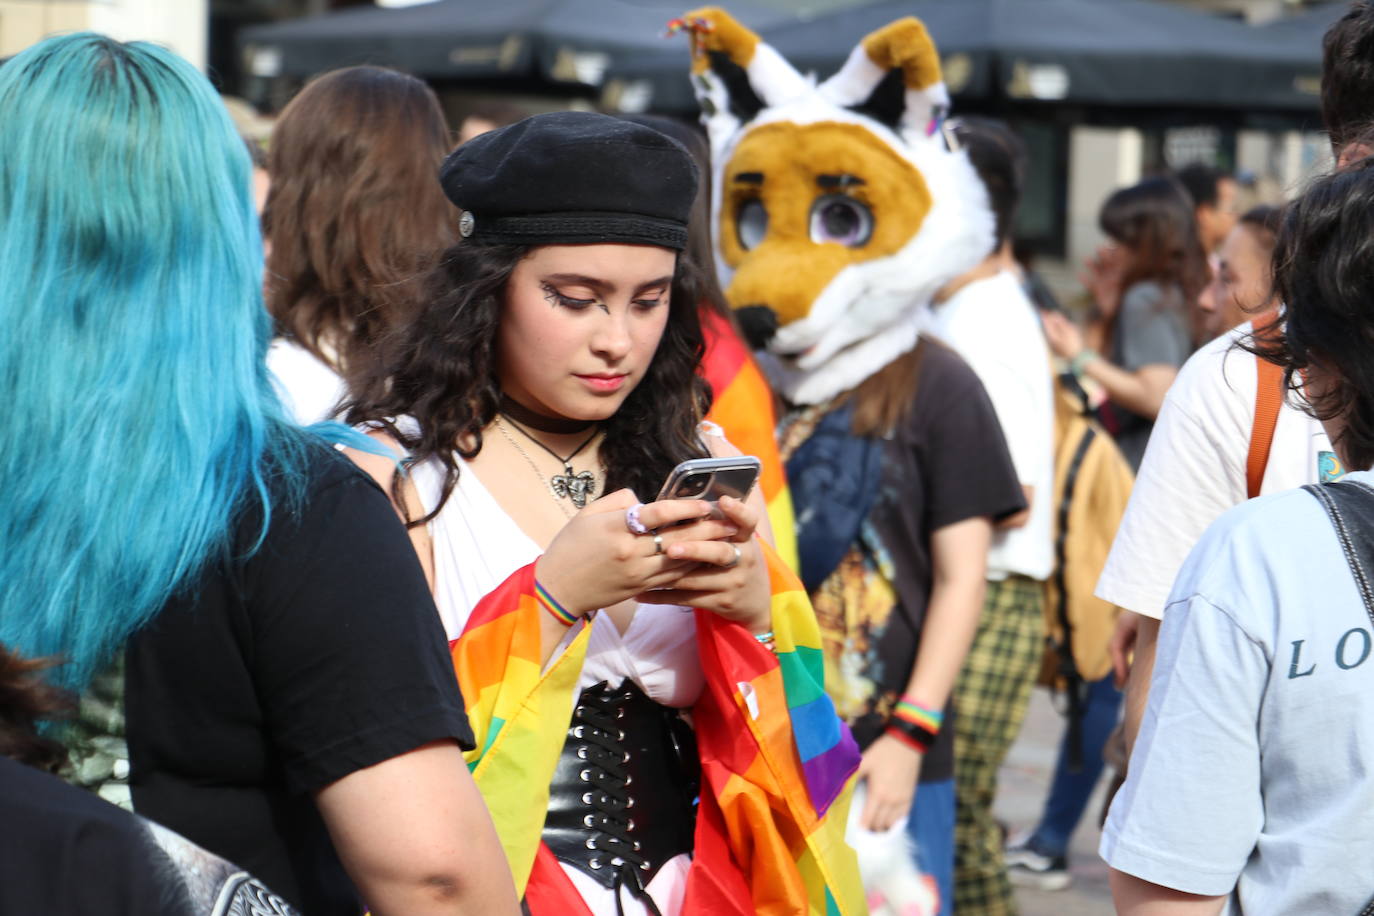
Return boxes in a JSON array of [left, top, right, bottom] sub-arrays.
[[809, 195, 874, 247], [736, 199, 769, 250]]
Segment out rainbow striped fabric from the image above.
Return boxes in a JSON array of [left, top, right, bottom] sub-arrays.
[[451, 546, 865, 915], [701, 308, 799, 572]]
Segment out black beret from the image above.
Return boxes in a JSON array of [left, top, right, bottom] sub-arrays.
[[439, 111, 698, 250]]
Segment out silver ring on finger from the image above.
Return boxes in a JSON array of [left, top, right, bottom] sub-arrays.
[[653, 533, 665, 556], [723, 543, 741, 568]]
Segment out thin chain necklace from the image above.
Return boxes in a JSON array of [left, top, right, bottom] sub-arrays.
[[495, 416, 601, 511]]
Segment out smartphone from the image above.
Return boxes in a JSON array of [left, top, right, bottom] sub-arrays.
[[655, 455, 761, 507]]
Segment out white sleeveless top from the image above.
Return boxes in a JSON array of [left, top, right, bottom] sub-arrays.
[[410, 456, 704, 709], [406, 426, 728, 915]]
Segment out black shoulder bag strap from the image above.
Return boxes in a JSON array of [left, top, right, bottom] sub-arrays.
[[1302, 480, 1374, 628], [1302, 480, 1374, 916]]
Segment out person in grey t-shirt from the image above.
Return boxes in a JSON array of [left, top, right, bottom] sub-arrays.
[[1102, 153, 1374, 915], [1041, 177, 1205, 470]]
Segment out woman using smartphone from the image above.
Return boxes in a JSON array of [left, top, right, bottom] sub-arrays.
[[345, 112, 863, 916]]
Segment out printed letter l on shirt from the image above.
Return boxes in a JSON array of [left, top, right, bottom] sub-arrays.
[[1288, 640, 1316, 679]]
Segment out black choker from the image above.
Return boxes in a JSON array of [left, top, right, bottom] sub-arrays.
[[498, 394, 596, 435]]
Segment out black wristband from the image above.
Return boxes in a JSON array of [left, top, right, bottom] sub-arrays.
[[885, 717, 937, 753]]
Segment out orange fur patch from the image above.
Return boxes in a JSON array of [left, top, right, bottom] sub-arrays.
[[683, 6, 759, 75], [862, 18, 942, 91], [719, 121, 932, 327]]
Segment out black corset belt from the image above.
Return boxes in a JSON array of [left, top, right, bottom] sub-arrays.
[[542, 679, 700, 912]]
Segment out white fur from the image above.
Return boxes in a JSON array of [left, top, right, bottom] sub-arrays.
[[845, 784, 941, 916], [816, 45, 952, 139], [748, 41, 812, 107], [817, 43, 889, 108]]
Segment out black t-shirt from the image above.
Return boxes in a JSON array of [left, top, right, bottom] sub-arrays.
[[857, 341, 1026, 782], [125, 445, 474, 915], [0, 755, 190, 915]]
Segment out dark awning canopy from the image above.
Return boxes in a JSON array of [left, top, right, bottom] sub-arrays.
[[604, 0, 1325, 113], [238, 0, 787, 87]]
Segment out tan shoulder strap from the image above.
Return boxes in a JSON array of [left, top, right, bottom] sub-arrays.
[[1247, 310, 1284, 500]]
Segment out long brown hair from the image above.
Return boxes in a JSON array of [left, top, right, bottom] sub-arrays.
[[1099, 176, 1209, 325], [263, 66, 458, 389], [841, 343, 928, 437]]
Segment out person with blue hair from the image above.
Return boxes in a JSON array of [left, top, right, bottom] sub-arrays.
[[0, 32, 519, 916]]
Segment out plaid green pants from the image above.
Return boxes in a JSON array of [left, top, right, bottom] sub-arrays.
[[952, 575, 1045, 915]]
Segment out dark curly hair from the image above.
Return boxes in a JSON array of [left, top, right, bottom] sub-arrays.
[[1251, 156, 1374, 469], [1322, 1, 1374, 155], [345, 243, 712, 524]]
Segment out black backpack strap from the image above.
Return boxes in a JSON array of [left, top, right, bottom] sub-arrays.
[[1302, 480, 1374, 627], [1051, 419, 1097, 772], [1299, 480, 1374, 916]]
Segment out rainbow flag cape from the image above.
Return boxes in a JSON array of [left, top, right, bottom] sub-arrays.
[[451, 546, 865, 915], [701, 308, 798, 572]]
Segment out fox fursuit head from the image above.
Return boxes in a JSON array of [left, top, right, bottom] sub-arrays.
[[672, 7, 994, 406]]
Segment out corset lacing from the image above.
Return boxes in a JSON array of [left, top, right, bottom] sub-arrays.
[[542, 679, 699, 916]]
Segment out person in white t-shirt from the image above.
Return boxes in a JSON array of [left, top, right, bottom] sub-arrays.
[[262, 66, 459, 425], [927, 118, 1056, 913], [1098, 224, 1339, 756], [1104, 143, 1374, 916]]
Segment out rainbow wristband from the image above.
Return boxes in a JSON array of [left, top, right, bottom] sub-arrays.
[[886, 696, 943, 753], [534, 580, 578, 627], [894, 697, 944, 732]]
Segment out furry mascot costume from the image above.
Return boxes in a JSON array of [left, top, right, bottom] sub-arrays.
[[673, 7, 992, 404], [673, 9, 1003, 915]]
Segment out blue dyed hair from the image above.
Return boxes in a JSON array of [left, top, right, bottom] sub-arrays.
[[0, 34, 313, 691]]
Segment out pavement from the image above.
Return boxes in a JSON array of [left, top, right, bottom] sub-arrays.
[[991, 688, 1116, 916]]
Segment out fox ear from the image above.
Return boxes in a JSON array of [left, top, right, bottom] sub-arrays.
[[819, 18, 950, 138], [673, 7, 808, 126]]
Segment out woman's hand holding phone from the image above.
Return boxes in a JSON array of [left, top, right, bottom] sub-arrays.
[[638, 494, 772, 635], [534, 488, 739, 618]]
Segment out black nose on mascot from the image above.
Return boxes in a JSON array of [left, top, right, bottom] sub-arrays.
[[734, 305, 779, 351]]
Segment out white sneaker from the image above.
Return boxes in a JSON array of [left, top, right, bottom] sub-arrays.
[[1005, 838, 1072, 891]]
